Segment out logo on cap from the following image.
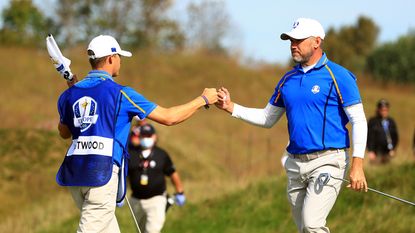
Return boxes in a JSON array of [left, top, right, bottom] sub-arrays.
[[73, 96, 99, 132], [293, 21, 300, 29]]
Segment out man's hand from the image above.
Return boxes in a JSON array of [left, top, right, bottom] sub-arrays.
[[174, 193, 186, 206], [216, 87, 234, 113], [347, 157, 368, 192], [201, 88, 218, 105], [66, 74, 78, 88]]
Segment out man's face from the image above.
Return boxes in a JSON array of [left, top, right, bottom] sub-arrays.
[[378, 106, 389, 118], [139, 134, 157, 149], [289, 37, 316, 64]]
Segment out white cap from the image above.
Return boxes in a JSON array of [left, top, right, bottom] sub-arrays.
[[87, 35, 132, 59], [280, 18, 325, 40]]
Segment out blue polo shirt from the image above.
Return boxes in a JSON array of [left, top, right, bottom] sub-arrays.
[[269, 53, 361, 154], [58, 70, 157, 166]]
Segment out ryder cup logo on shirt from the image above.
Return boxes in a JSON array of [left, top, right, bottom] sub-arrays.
[[73, 96, 99, 132], [311, 85, 320, 94]]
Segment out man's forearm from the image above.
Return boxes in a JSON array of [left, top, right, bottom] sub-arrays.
[[170, 172, 184, 193], [231, 103, 285, 128], [58, 122, 72, 139], [344, 103, 367, 158], [148, 96, 206, 126]]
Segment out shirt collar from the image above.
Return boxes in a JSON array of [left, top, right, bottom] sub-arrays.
[[86, 70, 114, 81], [315, 53, 329, 68]]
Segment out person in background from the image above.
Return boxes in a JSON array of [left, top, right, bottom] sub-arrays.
[[367, 99, 399, 164], [128, 123, 185, 233]]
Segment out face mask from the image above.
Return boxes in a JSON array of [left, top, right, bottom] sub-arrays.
[[140, 137, 155, 149]]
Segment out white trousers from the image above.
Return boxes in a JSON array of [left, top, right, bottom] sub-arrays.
[[284, 150, 349, 233], [129, 195, 167, 233], [69, 165, 120, 233]]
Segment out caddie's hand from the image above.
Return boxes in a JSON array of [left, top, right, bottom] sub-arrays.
[[174, 193, 186, 206], [66, 74, 78, 88], [347, 157, 368, 192], [215, 87, 234, 113], [201, 88, 218, 105]]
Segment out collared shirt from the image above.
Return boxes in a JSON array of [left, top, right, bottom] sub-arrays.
[[58, 70, 157, 166], [269, 53, 361, 154]]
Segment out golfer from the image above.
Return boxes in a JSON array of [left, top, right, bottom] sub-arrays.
[[56, 35, 217, 233], [216, 18, 368, 232]]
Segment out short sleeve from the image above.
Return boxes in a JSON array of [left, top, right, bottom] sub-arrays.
[[120, 87, 157, 120], [336, 70, 361, 107], [162, 150, 176, 176], [269, 78, 285, 108]]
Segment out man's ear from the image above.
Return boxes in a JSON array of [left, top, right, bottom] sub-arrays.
[[107, 55, 113, 65], [314, 37, 322, 49]]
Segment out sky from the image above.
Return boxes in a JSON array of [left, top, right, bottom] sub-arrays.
[[171, 0, 415, 64], [1, 0, 414, 64]]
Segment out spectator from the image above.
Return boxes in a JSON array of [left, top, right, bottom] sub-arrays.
[[367, 99, 399, 164], [128, 123, 185, 233]]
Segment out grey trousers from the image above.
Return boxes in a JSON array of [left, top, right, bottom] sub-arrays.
[[69, 165, 120, 233], [284, 150, 349, 233]]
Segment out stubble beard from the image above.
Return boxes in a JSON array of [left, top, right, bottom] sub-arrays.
[[292, 50, 313, 65]]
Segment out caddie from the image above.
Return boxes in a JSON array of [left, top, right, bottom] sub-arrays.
[[56, 35, 218, 233], [215, 18, 368, 232]]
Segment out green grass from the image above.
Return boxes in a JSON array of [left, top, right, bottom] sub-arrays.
[[0, 47, 414, 232], [162, 163, 415, 233], [39, 163, 415, 233]]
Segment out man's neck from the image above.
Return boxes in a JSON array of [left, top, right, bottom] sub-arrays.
[[96, 67, 113, 77]]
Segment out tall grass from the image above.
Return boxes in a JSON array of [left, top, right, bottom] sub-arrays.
[[0, 47, 414, 232]]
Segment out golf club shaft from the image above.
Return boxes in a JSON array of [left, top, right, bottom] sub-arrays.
[[125, 196, 142, 233], [333, 176, 415, 206]]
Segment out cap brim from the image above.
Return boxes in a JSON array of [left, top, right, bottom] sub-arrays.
[[280, 32, 309, 41], [119, 50, 132, 57], [280, 33, 291, 40], [140, 132, 154, 137]]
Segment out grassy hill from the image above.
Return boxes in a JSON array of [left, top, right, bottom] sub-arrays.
[[38, 163, 415, 233], [164, 163, 415, 233], [0, 46, 414, 232]]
